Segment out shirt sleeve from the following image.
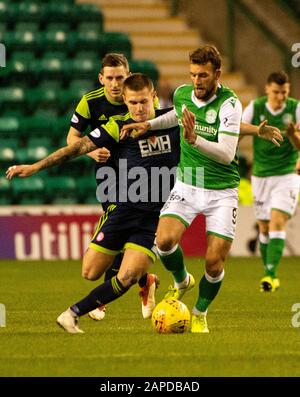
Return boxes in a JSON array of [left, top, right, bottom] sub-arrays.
[[70, 96, 91, 132], [148, 109, 178, 130], [88, 118, 120, 148], [241, 101, 254, 124], [219, 97, 242, 136]]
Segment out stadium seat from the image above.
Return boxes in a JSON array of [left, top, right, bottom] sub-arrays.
[[75, 176, 97, 203], [67, 55, 100, 80], [27, 136, 54, 149], [0, 137, 19, 150], [0, 87, 26, 112], [15, 22, 40, 33], [77, 21, 103, 34], [39, 29, 69, 53], [102, 32, 132, 60], [30, 56, 66, 82], [43, 3, 72, 23], [26, 86, 59, 113], [16, 146, 51, 163], [11, 177, 45, 205], [21, 111, 57, 136], [68, 31, 104, 54], [44, 175, 76, 203], [129, 60, 160, 87], [10, 2, 44, 22], [0, 116, 20, 135], [70, 4, 103, 25], [0, 146, 16, 169], [4, 58, 35, 86], [4, 30, 40, 53]]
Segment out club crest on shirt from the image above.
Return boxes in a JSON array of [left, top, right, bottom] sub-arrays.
[[282, 113, 293, 125], [205, 109, 217, 124]]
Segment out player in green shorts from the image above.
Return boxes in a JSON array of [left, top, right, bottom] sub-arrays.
[[242, 71, 300, 292]]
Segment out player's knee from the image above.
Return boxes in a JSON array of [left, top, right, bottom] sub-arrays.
[[205, 256, 224, 278], [82, 268, 99, 281], [156, 234, 177, 252], [118, 273, 138, 288]]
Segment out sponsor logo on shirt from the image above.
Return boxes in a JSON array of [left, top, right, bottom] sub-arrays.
[[138, 135, 171, 157], [71, 114, 79, 123]]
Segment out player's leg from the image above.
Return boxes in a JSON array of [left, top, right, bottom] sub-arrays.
[[156, 181, 198, 299], [257, 219, 269, 271], [56, 250, 114, 333], [260, 174, 299, 291], [191, 190, 237, 333], [192, 234, 232, 333], [57, 249, 152, 333]]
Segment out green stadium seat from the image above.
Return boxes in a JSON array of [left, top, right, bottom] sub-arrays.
[[0, 146, 16, 169], [44, 175, 76, 203], [0, 176, 11, 205], [26, 86, 59, 113], [27, 136, 54, 149], [0, 137, 19, 150], [0, 87, 26, 112], [10, 2, 44, 23], [70, 4, 103, 25], [15, 22, 40, 33], [30, 56, 66, 81], [69, 31, 103, 54], [4, 30, 40, 52], [16, 146, 51, 163], [11, 177, 45, 204], [39, 29, 69, 52], [129, 60, 160, 87], [22, 111, 56, 136], [75, 175, 97, 202], [45, 22, 70, 33], [44, 3, 72, 23], [0, 116, 20, 135], [67, 55, 100, 80], [102, 32, 132, 60], [4, 58, 35, 86], [77, 21, 103, 34], [0, 1, 8, 23]]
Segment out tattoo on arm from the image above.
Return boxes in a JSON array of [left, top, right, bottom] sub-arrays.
[[35, 136, 97, 171]]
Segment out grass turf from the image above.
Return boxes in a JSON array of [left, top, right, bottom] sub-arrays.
[[0, 257, 300, 377]]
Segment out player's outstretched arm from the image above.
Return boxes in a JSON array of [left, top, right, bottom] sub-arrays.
[[120, 121, 151, 140], [240, 121, 283, 147], [6, 136, 97, 180]]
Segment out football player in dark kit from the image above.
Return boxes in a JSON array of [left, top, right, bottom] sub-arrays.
[[67, 53, 160, 321], [6, 73, 180, 333]]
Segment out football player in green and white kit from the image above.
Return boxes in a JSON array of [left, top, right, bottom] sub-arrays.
[[242, 71, 300, 292], [121, 46, 283, 333]]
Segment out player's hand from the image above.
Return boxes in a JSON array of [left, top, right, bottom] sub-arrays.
[[182, 107, 197, 144], [257, 120, 283, 147], [6, 164, 37, 180], [120, 122, 151, 140], [286, 122, 297, 138], [88, 147, 110, 163]]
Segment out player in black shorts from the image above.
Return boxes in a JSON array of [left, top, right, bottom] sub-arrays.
[[6, 74, 180, 333], [68, 53, 160, 321]]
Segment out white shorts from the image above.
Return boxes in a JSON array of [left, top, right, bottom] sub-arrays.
[[160, 179, 238, 241], [251, 173, 300, 220]]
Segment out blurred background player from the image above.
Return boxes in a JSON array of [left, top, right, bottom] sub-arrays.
[[242, 71, 300, 292], [6, 73, 180, 334], [67, 53, 159, 320]]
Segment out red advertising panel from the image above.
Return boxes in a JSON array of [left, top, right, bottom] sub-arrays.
[[0, 214, 206, 259]]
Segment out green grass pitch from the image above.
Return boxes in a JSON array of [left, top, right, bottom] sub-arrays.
[[0, 257, 300, 377]]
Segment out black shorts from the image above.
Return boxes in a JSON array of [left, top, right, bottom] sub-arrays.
[[89, 204, 158, 262]]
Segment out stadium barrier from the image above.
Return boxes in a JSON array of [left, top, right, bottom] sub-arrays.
[[0, 206, 207, 260]]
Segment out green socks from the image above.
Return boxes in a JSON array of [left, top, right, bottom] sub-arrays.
[[157, 244, 187, 283], [265, 231, 286, 278], [195, 270, 224, 313]]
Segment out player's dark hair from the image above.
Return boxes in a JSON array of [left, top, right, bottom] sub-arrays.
[[189, 45, 221, 71], [267, 71, 289, 85], [101, 53, 129, 72], [123, 73, 154, 92]]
